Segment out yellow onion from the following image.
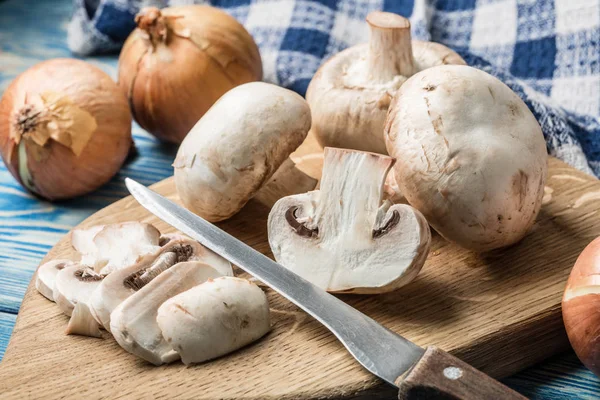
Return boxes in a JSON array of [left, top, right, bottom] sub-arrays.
[[118, 5, 263, 143], [0, 58, 132, 200]]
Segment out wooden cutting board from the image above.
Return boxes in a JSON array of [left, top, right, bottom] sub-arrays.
[[1, 136, 600, 400]]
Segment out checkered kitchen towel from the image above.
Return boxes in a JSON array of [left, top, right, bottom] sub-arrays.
[[69, 0, 600, 176]]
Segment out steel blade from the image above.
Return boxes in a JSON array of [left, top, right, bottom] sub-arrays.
[[125, 178, 425, 387]]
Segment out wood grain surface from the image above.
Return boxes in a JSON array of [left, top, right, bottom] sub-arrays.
[[1, 135, 600, 399]]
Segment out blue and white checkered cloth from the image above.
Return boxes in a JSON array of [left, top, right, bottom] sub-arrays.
[[69, 0, 600, 176]]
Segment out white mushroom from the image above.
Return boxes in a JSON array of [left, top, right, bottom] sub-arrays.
[[71, 222, 161, 273], [384, 65, 548, 251], [89, 238, 232, 331], [268, 147, 431, 293], [35, 259, 74, 301], [157, 276, 270, 365], [53, 265, 104, 316], [173, 82, 314, 222], [110, 261, 224, 365], [306, 11, 464, 154]]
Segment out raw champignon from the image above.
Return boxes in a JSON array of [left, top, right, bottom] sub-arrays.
[[71, 222, 161, 273], [35, 259, 74, 301], [384, 65, 548, 252], [53, 265, 104, 316], [110, 261, 224, 365], [89, 238, 232, 331], [157, 276, 270, 365], [307, 11, 464, 154], [268, 147, 431, 293], [173, 82, 315, 222]]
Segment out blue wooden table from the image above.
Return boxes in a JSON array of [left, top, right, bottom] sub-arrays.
[[1, 1, 599, 398]]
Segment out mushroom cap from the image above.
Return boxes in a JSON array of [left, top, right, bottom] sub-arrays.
[[385, 65, 548, 251], [89, 238, 232, 331], [35, 259, 74, 301], [157, 276, 270, 365], [110, 261, 224, 365], [307, 41, 465, 154], [268, 148, 431, 293], [174, 82, 311, 222], [53, 265, 104, 316]]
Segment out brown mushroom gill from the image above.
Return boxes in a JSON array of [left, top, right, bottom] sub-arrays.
[[74, 268, 104, 282], [284, 207, 401, 240], [285, 206, 318, 238], [123, 244, 194, 290]]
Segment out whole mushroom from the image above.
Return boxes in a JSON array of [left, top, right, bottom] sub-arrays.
[[384, 65, 548, 252], [174, 82, 316, 222], [306, 11, 464, 154], [268, 147, 431, 293]]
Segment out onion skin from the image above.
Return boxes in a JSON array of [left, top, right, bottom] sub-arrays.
[[119, 6, 262, 143], [0, 58, 132, 200], [562, 236, 600, 377]]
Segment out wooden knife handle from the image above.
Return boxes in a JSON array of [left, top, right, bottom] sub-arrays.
[[396, 346, 527, 400]]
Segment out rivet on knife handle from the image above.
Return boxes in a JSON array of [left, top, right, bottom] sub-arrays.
[[397, 346, 527, 400]]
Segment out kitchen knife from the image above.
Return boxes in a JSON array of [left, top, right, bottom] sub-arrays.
[[125, 178, 526, 400]]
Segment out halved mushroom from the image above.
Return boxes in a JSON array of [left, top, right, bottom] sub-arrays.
[[157, 276, 270, 365], [173, 82, 314, 222], [53, 265, 104, 316], [71, 222, 161, 273], [89, 238, 232, 331], [35, 259, 74, 301], [110, 261, 224, 365], [268, 147, 431, 293], [307, 11, 465, 154]]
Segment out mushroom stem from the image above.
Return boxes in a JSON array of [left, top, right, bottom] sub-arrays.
[[366, 11, 415, 82], [314, 148, 395, 241]]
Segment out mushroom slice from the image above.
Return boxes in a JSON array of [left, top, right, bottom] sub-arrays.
[[53, 265, 104, 316], [35, 259, 74, 301], [110, 261, 223, 365], [157, 277, 270, 365], [268, 147, 431, 294], [89, 238, 232, 331], [71, 225, 104, 258], [66, 302, 102, 338], [71, 222, 161, 273]]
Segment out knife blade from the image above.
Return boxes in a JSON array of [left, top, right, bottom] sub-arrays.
[[125, 178, 526, 399]]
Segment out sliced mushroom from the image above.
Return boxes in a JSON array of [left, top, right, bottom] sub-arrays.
[[71, 222, 161, 273], [157, 276, 270, 365], [89, 238, 232, 331], [173, 82, 313, 222], [53, 265, 104, 316], [307, 11, 465, 154], [35, 259, 74, 301], [66, 302, 102, 338], [268, 147, 431, 293], [110, 261, 224, 365]]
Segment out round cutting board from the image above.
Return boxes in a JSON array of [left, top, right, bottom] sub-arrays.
[[1, 136, 599, 399]]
